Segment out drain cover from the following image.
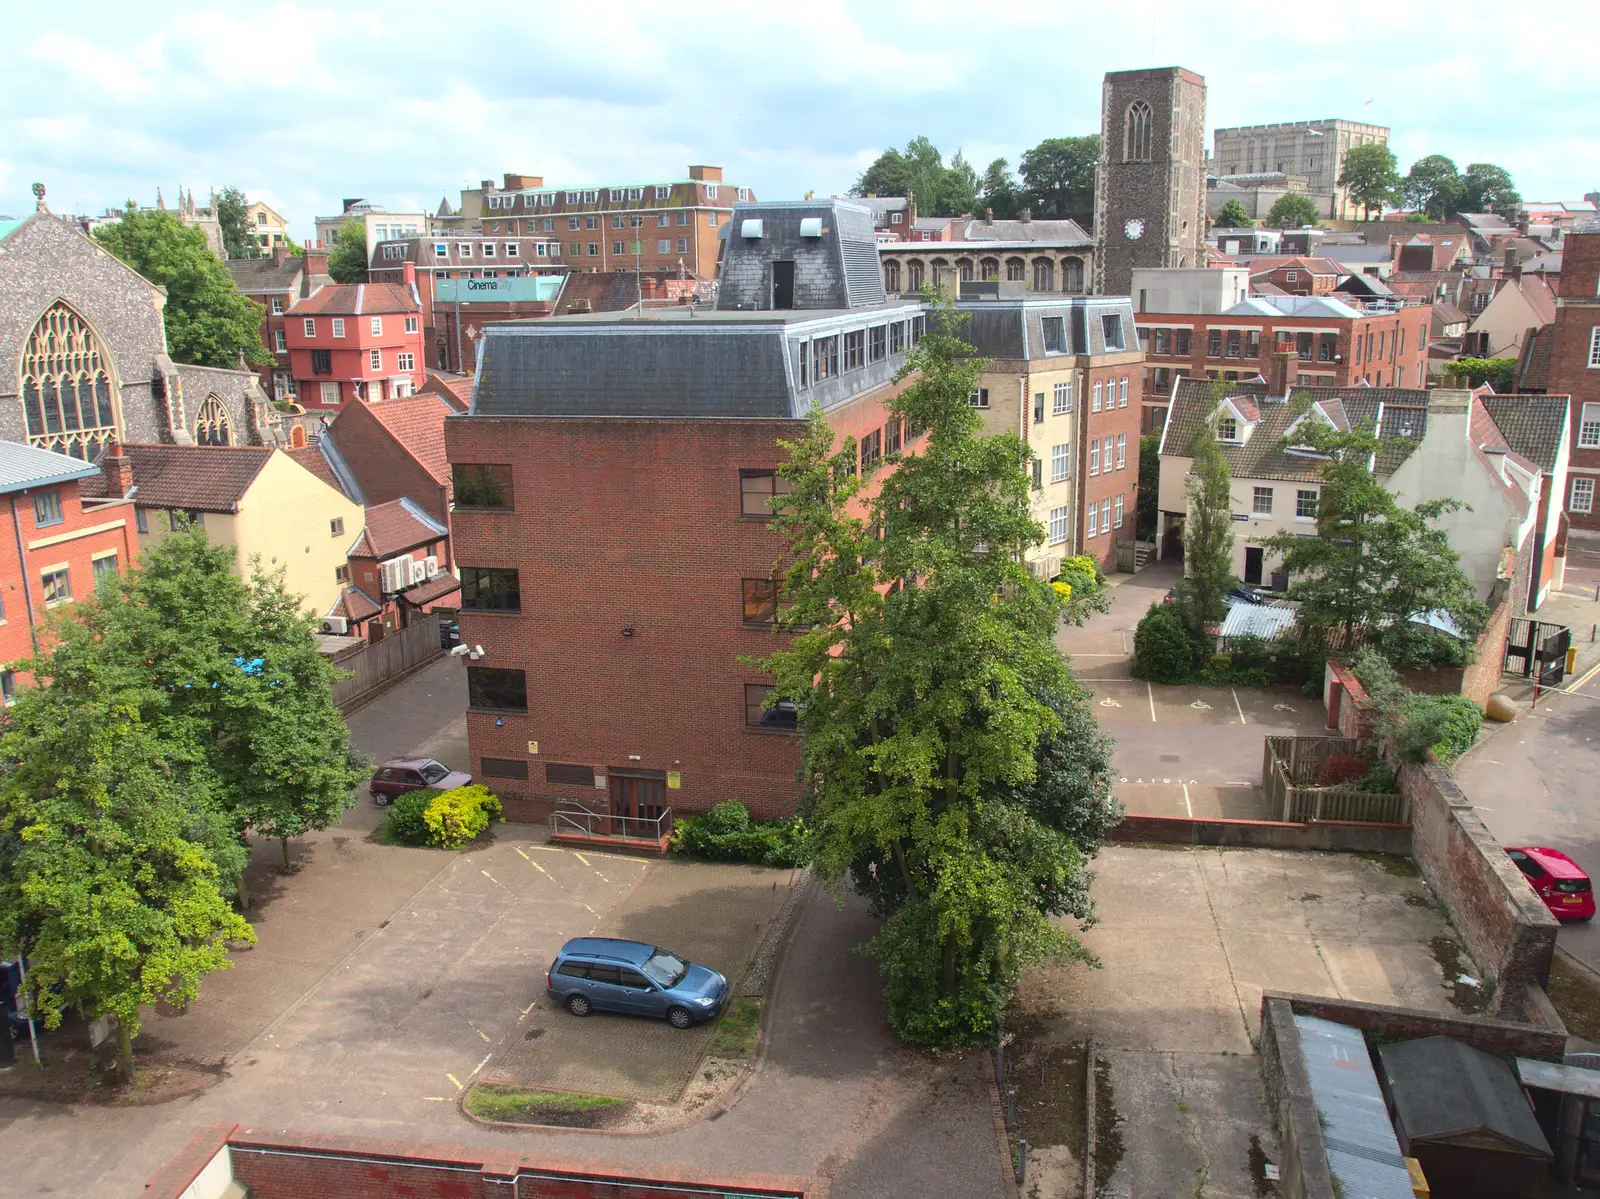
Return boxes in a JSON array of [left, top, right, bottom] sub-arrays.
[[524, 1028, 546, 1041]]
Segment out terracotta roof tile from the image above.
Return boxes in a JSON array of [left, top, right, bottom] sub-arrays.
[[117, 443, 275, 513], [420, 372, 472, 411], [333, 586, 382, 622], [402, 570, 461, 606], [366, 393, 457, 486], [285, 444, 341, 493], [288, 282, 419, 316], [349, 497, 449, 559]]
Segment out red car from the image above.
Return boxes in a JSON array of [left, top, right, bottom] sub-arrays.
[[1507, 847, 1595, 921], [370, 757, 471, 806]]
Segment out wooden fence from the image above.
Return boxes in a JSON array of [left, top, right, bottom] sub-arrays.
[[1261, 734, 1410, 825], [330, 614, 443, 710]]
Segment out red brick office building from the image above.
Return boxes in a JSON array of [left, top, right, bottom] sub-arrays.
[[284, 276, 425, 408], [444, 200, 923, 826], [1548, 224, 1600, 532]]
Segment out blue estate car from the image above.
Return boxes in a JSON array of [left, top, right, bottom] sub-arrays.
[[546, 937, 728, 1029]]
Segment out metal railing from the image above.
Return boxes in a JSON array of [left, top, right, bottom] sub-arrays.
[[550, 798, 674, 843]]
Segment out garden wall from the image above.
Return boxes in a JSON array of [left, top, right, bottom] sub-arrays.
[[1112, 813, 1411, 854]]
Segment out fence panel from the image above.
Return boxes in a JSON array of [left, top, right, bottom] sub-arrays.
[[330, 614, 443, 709]]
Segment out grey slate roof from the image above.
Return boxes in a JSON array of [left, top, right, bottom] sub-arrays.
[[1479, 393, 1570, 472], [955, 296, 1140, 361], [0, 439, 102, 495], [1376, 1036, 1552, 1157]]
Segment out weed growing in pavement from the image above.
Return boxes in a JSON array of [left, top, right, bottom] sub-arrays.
[[465, 1084, 622, 1122], [708, 996, 762, 1060]]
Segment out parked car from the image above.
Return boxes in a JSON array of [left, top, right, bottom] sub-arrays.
[[1507, 847, 1595, 921], [547, 937, 729, 1029], [439, 618, 462, 650], [1225, 584, 1265, 606], [369, 757, 471, 806]]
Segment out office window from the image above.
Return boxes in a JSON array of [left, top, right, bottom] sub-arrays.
[[1119, 379, 1128, 407], [613, 241, 625, 256], [812, 336, 838, 381], [676, 238, 689, 254], [1053, 381, 1073, 413], [1176, 329, 1192, 355], [869, 325, 887, 361], [453, 463, 513, 508], [658, 239, 671, 254], [41, 567, 70, 606], [1092, 382, 1103, 412], [1208, 329, 1223, 358], [1572, 476, 1596, 514], [1252, 486, 1273, 515], [587, 243, 599, 256], [303, 318, 316, 337], [744, 683, 798, 731], [740, 469, 794, 519], [742, 578, 782, 624], [1034, 392, 1045, 424], [1089, 441, 1100, 475], [461, 566, 521, 611], [467, 666, 527, 712], [1101, 313, 1124, 350], [1051, 443, 1070, 483], [1116, 433, 1127, 469], [332, 318, 345, 338], [92, 552, 118, 587], [33, 490, 63, 527], [321, 382, 340, 405], [1086, 504, 1098, 538], [1101, 499, 1111, 533], [1041, 316, 1067, 354], [1113, 494, 1124, 528], [843, 330, 865, 371], [1049, 506, 1069, 545], [969, 388, 989, 409], [1296, 490, 1319, 519], [1581, 403, 1600, 448], [1590, 327, 1600, 368], [860, 427, 883, 470], [397, 352, 415, 371]]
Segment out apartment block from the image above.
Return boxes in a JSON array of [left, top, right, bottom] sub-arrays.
[[1548, 223, 1600, 534]]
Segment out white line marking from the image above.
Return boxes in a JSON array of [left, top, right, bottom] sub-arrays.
[[1148, 682, 1157, 722], [470, 1053, 492, 1077], [1183, 783, 1193, 818], [446, 1072, 463, 1091], [1233, 688, 1246, 724]]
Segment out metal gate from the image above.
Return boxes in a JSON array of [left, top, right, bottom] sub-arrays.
[[1505, 618, 1571, 684]]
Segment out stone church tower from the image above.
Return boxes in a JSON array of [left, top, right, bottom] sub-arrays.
[[1092, 67, 1207, 297]]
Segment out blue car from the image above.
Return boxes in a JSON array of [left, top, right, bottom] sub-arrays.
[[546, 937, 728, 1029]]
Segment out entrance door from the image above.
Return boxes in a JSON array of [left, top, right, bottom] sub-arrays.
[[610, 772, 665, 830], [1244, 547, 1264, 586], [772, 261, 796, 310]]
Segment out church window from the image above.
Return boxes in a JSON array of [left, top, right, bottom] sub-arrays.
[[18, 304, 120, 460], [1005, 257, 1025, 282], [883, 260, 901, 292], [906, 261, 924, 291], [195, 395, 233, 446], [1062, 256, 1085, 293], [1125, 101, 1153, 162], [1032, 258, 1055, 292]]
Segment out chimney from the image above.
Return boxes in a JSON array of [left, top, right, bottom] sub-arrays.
[[304, 248, 330, 277], [402, 261, 417, 288], [1428, 388, 1473, 449], [985, 207, 994, 225], [1269, 348, 1296, 395], [688, 165, 724, 183], [273, 244, 292, 264], [101, 440, 133, 497], [1019, 207, 1032, 223], [481, 179, 497, 193]]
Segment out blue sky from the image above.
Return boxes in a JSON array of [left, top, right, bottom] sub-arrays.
[[3, 1, 1595, 240]]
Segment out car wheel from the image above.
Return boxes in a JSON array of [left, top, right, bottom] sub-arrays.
[[666, 1005, 693, 1030], [373, 792, 390, 807], [567, 994, 592, 1017]]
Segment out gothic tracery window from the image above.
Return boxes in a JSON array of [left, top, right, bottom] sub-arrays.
[[906, 260, 925, 291], [1062, 256, 1085, 293], [1125, 101, 1153, 162], [1032, 258, 1055, 292], [19, 304, 121, 460], [979, 257, 999, 280], [195, 395, 233, 446], [883, 259, 901, 292]]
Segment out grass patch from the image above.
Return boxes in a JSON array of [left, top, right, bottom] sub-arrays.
[[465, 1083, 622, 1123], [708, 996, 761, 1060]]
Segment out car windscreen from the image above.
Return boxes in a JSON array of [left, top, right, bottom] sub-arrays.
[[421, 761, 451, 784], [641, 949, 688, 988]]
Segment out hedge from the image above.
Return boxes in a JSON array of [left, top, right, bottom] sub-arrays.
[[671, 799, 807, 868], [385, 784, 503, 848]]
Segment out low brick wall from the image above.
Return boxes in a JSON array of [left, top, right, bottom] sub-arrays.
[[1322, 659, 1374, 738], [1112, 813, 1411, 854], [1264, 991, 1566, 1060], [1403, 758, 1559, 1017], [1461, 598, 1511, 707]]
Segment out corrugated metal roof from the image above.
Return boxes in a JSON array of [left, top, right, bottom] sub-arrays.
[[0, 439, 104, 495], [1220, 602, 1298, 641], [1294, 1015, 1414, 1199]]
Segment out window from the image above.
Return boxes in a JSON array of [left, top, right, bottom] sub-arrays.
[[481, 243, 496, 258], [1252, 486, 1273, 515], [1318, 333, 1337, 363], [676, 238, 689, 254], [610, 215, 624, 230], [843, 330, 865, 371], [1176, 329, 1192, 356], [1033, 259, 1055, 292], [1226, 330, 1241, 358], [1125, 100, 1152, 162], [270, 297, 285, 315], [1034, 392, 1045, 424], [1590, 327, 1600, 368], [812, 337, 838, 381], [453, 463, 513, 508], [397, 352, 415, 372], [1581, 403, 1600, 448], [613, 241, 625, 256], [630, 216, 644, 230], [1153, 328, 1172, 355], [742, 578, 782, 624], [92, 553, 118, 587], [363, 348, 378, 371], [587, 243, 599, 256], [461, 566, 521, 611], [1053, 381, 1073, 414], [1217, 417, 1238, 441], [274, 329, 287, 352], [459, 243, 473, 258], [885, 419, 902, 455], [860, 427, 882, 469], [708, 212, 719, 226], [869, 325, 887, 362], [435, 242, 449, 255], [335, 563, 350, 584], [41, 567, 69, 606], [505, 243, 519, 257], [883, 260, 901, 292], [543, 218, 555, 232], [481, 758, 529, 781], [1041, 316, 1067, 354], [320, 382, 340, 405], [0, 671, 12, 707], [1092, 382, 1103, 412], [1285, 271, 1299, 283], [301, 316, 316, 338], [326, 516, 345, 538], [1113, 494, 1124, 528], [890, 322, 906, 354], [745, 683, 797, 731], [1116, 433, 1127, 469], [467, 666, 527, 712], [1051, 443, 1070, 483], [547, 762, 596, 786], [1296, 332, 1314, 361], [1119, 379, 1129, 407], [1296, 490, 1319, 519], [1063, 256, 1085, 293], [969, 388, 990, 409], [1101, 314, 1124, 350], [567, 217, 580, 231], [1086, 503, 1098, 538], [1049, 506, 1069, 545], [657, 239, 671, 254], [1090, 441, 1100, 475], [310, 348, 333, 376], [33, 491, 63, 527], [740, 470, 794, 519], [135, 507, 148, 534], [369, 316, 382, 336], [1208, 329, 1223, 358], [584, 216, 598, 231], [1101, 499, 1111, 533], [1246, 330, 1261, 359], [1572, 476, 1595, 514]]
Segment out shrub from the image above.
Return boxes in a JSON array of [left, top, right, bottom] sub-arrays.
[[1319, 754, 1371, 787], [422, 784, 504, 848], [671, 798, 807, 868], [1051, 580, 1072, 604], [1131, 604, 1198, 683], [1209, 653, 1232, 672], [1351, 648, 1482, 765], [1422, 694, 1482, 764], [385, 788, 442, 846]]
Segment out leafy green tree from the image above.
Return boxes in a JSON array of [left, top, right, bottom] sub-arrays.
[[93, 206, 270, 368], [1459, 163, 1521, 217], [1182, 414, 1236, 626], [852, 137, 956, 215], [854, 147, 914, 199], [979, 158, 1021, 219], [214, 186, 257, 259], [1136, 432, 1161, 539], [939, 151, 980, 216], [1255, 420, 1488, 664], [1214, 199, 1252, 228], [1019, 135, 1099, 222], [1338, 143, 1401, 218], [1265, 193, 1321, 229], [761, 302, 1104, 1045], [327, 221, 369, 283], [1440, 357, 1516, 392], [1402, 155, 1465, 220]]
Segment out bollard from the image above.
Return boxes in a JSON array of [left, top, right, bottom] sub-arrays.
[[1016, 1137, 1029, 1185]]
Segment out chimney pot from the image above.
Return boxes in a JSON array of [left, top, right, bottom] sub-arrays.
[[101, 440, 134, 497]]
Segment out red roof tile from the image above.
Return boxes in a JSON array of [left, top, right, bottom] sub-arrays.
[[287, 283, 419, 317], [285, 444, 341, 493], [420, 373, 472, 411], [366, 393, 457, 488], [348, 497, 449, 559], [332, 586, 382, 622], [115, 443, 275, 513]]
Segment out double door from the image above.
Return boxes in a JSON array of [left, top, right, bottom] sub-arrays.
[[610, 771, 665, 828]]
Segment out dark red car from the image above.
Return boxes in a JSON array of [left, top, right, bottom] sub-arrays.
[[370, 757, 471, 806], [1507, 847, 1595, 921]]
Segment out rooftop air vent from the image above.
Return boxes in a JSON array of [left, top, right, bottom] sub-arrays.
[[799, 217, 823, 239], [741, 219, 764, 239]]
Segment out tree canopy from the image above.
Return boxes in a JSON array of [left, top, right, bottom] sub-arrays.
[[1459, 163, 1521, 217], [214, 186, 257, 260], [1183, 411, 1237, 626], [93, 206, 271, 368], [1400, 155, 1519, 220], [1338, 143, 1401, 218], [1214, 199, 1252, 229], [1018, 136, 1099, 223], [853, 134, 1098, 222], [327, 221, 369, 283], [1265, 193, 1321, 229]]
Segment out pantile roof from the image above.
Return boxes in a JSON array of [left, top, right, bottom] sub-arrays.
[[331, 586, 381, 622], [401, 570, 461, 606], [285, 444, 344, 494], [366, 393, 456, 488], [108, 444, 274, 513], [0, 440, 103, 495], [288, 282, 419, 317], [227, 256, 305, 293], [420, 373, 472, 411], [1432, 301, 1469, 326], [348, 497, 449, 559], [1479, 393, 1569, 472]]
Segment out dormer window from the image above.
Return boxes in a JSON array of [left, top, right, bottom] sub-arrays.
[[1217, 417, 1239, 442]]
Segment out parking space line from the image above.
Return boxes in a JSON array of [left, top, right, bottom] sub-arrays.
[[572, 851, 592, 867], [467, 1020, 491, 1043], [1233, 689, 1246, 725], [1147, 682, 1156, 722], [470, 1053, 491, 1078], [1183, 783, 1193, 817], [446, 1072, 463, 1091]]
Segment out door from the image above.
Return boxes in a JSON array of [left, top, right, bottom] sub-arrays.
[[614, 966, 662, 1015], [1244, 547, 1264, 586], [610, 773, 666, 831], [772, 260, 796, 310], [580, 963, 627, 1014]]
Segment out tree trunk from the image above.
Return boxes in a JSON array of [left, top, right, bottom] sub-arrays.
[[115, 1018, 134, 1085], [280, 836, 292, 872], [236, 867, 251, 911]]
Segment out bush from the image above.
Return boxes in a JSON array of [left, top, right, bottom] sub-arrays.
[[1131, 604, 1199, 683], [671, 798, 807, 867], [1226, 633, 1327, 685], [1420, 694, 1482, 764], [1351, 648, 1482, 765], [385, 787, 442, 846], [1193, 664, 1271, 688], [1051, 580, 1072, 604], [422, 784, 504, 848]]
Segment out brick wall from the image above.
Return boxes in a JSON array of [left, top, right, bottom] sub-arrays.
[[1551, 230, 1600, 531], [1112, 813, 1410, 853], [332, 401, 451, 526], [1080, 364, 1144, 566], [1322, 659, 1374, 739], [1460, 599, 1510, 707]]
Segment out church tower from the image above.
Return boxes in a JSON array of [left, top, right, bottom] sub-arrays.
[[1093, 67, 1207, 297]]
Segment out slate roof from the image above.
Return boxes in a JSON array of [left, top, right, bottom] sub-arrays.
[[553, 271, 642, 316], [288, 283, 419, 316], [0, 440, 103, 495], [112, 444, 275, 513], [1479, 393, 1569, 472], [1432, 301, 1469, 327], [348, 497, 449, 559], [1514, 326, 1553, 392], [1377, 1037, 1552, 1157], [1159, 378, 1430, 482], [227, 256, 305, 293], [959, 217, 1093, 245], [366, 393, 456, 488]]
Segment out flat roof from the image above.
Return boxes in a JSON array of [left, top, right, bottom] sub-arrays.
[[503, 300, 924, 328]]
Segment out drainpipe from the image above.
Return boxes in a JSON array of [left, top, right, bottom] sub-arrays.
[[10, 495, 39, 660]]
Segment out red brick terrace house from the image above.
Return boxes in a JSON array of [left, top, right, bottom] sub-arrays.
[[0, 440, 135, 696], [1547, 223, 1600, 535], [445, 199, 925, 833], [1247, 256, 1345, 296], [335, 497, 455, 640], [284, 278, 425, 409]]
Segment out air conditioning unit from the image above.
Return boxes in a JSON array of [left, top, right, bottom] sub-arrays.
[[424, 555, 440, 578], [379, 557, 411, 593], [321, 616, 348, 635], [409, 558, 429, 585]]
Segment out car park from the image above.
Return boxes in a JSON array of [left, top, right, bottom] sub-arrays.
[[1507, 846, 1595, 921], [369, 757, 471, 806], [547, 937, 729, 1028]]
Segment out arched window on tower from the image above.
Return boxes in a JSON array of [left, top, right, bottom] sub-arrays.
[[883, 259, 902, 293], [18, 303, 121, 460], [1125, 101, 1153, 162], [195, 395, 233, 446]]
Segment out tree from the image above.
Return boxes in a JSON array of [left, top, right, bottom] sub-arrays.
[[1265, 193, 1321, 229], [1214, 199, 1252, 229], [93, 206, 270, 368], [854, 147, 913, 200], [327, 221, 369, 283], [1019, 135, 1099, 222], [1338, 143, 1401, 218], [1402, 155, 1465, 220], [979, 158, 1021, 219], [1182, 412, 1236, 627], [939, 151, 980, 218], [214, 186, 257, 260], [1459, 163, 1520, 217], [1136, 432, 1161, 540], [1255, 418, 1488, 664], [1440, 357, 1516, 392], [761, 301, 1105, 1045]]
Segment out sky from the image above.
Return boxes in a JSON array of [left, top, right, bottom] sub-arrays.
[[3, 1, 1596, 241]]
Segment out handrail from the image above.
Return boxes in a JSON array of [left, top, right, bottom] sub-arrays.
[[550, 802, 674, 842]]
